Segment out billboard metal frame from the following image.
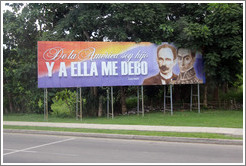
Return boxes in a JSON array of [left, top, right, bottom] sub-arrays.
[[43, 84, 201, 121]]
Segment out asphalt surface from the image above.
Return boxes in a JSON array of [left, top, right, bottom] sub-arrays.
[[3, 133, 244, 163]]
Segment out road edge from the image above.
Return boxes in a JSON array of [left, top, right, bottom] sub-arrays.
[[3, 129, 243, 145]]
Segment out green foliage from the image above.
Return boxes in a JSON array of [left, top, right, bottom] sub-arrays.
[[204, 3, 243, 85], [126, 96, 138, 109], [3, 3, 243, 115], [220, 85, 243, 103], [51, 98, 72, 118], [52, 89, 77, 117], [3, 4, 43, 114], [162, 3, 243, 86], [233, 73, 243, 88], [38, 99, 43, 109]]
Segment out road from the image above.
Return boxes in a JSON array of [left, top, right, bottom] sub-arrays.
[[3, 132, 243, 163]]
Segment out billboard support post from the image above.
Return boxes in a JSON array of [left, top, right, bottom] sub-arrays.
[[46, 88, 48, 120], [137, 86, 139, 116], [190, 85, 193, 111], [198, 84, 200, 113], [163, 86, 166, 114], [170, 85, 173, 116], [163, 85, 173, 116], [107, 88, 109, 119], [111, 86, 114, 119], [80, 88, 82, 121], [76, 88, 78, 120], [44, 89, 46, 120], [190, 84, 201, 113], [44, 88, 48, 120], [141, 86, 144, 117]]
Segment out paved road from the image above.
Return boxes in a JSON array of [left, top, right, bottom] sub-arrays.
[[3, 133, 243, 163]]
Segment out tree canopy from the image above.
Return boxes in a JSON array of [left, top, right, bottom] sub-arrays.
[[3, 3, 243, 114]]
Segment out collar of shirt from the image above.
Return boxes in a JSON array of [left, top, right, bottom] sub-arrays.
[[160, 72, 172, 80]]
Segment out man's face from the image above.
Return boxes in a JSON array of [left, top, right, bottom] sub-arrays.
[[157, 48, 175, 75], [177, 48, 195, 73]]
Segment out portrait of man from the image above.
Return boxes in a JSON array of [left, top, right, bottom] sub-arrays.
[[175, 48, 203, 84], [142, 44, 178, 85]]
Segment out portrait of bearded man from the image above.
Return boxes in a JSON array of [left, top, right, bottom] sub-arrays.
[[142, 44, 178, 85]]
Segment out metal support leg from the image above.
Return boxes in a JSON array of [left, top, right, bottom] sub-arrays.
[[46, 88, 48, 120], [190, 84, 200, 113], [111, 86, 114, 119], [164, 86, 166, 114], [141, 85, 144, 117], [44, 88, 48, 120], [76, 88, 78, 120], [137, 86, 139, 116], [198, 84, 200, 113], [44, 89, 46, 120], [190, 85, 193, 111], [170, 85, 173, 116], [80, 88, 82, 121], [107, 88, 109, 119]]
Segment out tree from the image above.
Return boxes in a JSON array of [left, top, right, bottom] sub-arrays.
[[3, 3, 68, 113], [3, 6, 41, 113], [160, 3, 243, 103], [3, 3, 243, 114]]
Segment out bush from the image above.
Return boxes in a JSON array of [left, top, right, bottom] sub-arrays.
[[50, 89, 77, 118], [51, 99, 72, 118], [220, 85, 243, 103], [126, 96, 138, 109]]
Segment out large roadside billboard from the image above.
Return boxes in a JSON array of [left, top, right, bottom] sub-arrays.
[[38, 41, 205, 88]]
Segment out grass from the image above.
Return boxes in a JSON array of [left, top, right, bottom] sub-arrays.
[[3, 109, 243, 128], [3, 125, 242, 140]]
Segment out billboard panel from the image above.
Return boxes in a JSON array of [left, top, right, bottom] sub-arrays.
[[38, 41, 205, 88]]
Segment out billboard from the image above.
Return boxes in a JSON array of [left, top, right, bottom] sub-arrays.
[[38, 41, 205, 88]]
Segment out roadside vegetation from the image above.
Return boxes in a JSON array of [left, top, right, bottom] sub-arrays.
[[4, 110, 243, 128], [3, 3, 243, 118], [3, 125, 242, 140], [3, 3, 243, 142]]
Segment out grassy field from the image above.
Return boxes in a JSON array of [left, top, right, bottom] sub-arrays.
[[3, 109, 243, 128], [3, 125, 242, 140]]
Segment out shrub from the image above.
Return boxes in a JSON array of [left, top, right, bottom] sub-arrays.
[[220, 85, 243, 103], [126, 96, 138, 109], [51, 98, 72, 118], [50, 89, 77, 118]]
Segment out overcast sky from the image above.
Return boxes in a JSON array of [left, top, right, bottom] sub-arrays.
[[2, 2, 12, 12]]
